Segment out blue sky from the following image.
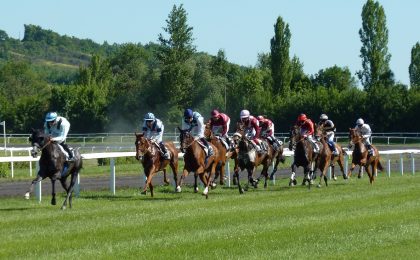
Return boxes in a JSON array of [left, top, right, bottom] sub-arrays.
[[1, 0, 419, 85]]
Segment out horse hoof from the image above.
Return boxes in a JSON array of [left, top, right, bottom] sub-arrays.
[[51, 199, 56, 205], [141, 191, 147, 195], [317, 184, 321, 188], [194, 187, 199, 193], [61, 206, 66, 210], [240, 188, 244, 194], [333, 177, 338, 181], [24, 193, 30, 200], [175, 186, 182, 193], [211, 183, 217, 189]]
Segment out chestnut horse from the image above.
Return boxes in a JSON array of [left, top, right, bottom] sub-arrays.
[[348, 128, 383, 184], [204, 123, 229, 187], [135, 133, 179, 197], [176, 128, 219, 198], [288, 125, 319, 188], [234, 123, 272, 193], [314, 124, 348, 181], [25, 128, 83, 209]]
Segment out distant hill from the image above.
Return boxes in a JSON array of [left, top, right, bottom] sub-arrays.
[[0, 24, 120, 83]]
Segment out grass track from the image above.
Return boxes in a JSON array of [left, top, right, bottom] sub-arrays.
[[1, 174, 419, 259]]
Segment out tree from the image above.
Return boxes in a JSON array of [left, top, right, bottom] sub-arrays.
[[357, 0, 392, 90], [409, 42, 420, 88], [270, 16, 292, 96], [289, 56, 312, 92], [157, 4, 195, 108], [312, 65, 357, 91]]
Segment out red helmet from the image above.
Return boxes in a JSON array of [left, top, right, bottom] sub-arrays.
[[298, 113, 307, 122], [257, 115, 264, 121], [211, 109, 220, 118]]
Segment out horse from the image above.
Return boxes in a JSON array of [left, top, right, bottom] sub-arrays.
[[134, 133, 179, 197], [314, 124, 348, 181], [204, 123, 229, 187], [288, 125, 320, 188], [234, 122, 272, 193], [176, 128, 219, 198], [265, 136, 286, 180], [25, 128, 82, 209], [347, 128, 383, 184]]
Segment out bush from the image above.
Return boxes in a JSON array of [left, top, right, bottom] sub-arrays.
[[0, 163, 9, 178]]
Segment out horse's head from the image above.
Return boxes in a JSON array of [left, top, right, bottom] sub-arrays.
[[289, 125, 300, 150], [28, 128, 50, 158], [178, 127, 194, 153], [348, 128, 361, 147], [314, 124, 324, 142], [135, 133, 151, 160], [204, 122, 212, 139]]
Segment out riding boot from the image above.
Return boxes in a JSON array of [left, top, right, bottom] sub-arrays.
[[61, 142, 75, 161], [201, 138, 213, 156], [159, 142, 171, 160], [366, 144, 375, 156]]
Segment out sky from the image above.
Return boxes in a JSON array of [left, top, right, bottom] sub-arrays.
[[1, 0, 419, 85]]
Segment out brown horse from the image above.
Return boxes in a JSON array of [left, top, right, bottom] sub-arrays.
[[347, 128, 383, 184], [314, 124, 348, 181], [265, 137, 286, 180], [288, 125, 319, 188], [234, 123, 272, 193], [176, 128, 219, 198], [135, 133, 179, 197], [204, 123, 229, 187]]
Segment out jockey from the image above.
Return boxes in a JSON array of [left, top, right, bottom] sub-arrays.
[[257, 115, 281, 151], [354, 118, 374, 155], [318, 114, 339, 155], [182, 108, 213, 156], [43, 112, 74, 161], [209, 109, 231, 147], [296, 113, 319, 153], [239, 109, 264, 152], [142, 112, 170, 160]]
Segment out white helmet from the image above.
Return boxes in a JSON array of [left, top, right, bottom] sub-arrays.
[[320, 114, 328, 120], [240, 109, 250, 119], [356, 118, 364, 125]]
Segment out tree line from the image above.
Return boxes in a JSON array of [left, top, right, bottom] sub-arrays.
[[0, 0, 419, 134]]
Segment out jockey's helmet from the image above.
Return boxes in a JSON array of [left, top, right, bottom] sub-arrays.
[[45, 112, 58, 122], [144, 112, 155, 121], [257, 115, 264, 122], [297, 113, 307, 122], [184, 109, 193, 119], [356, 118, 364, 126], [211, 109, 220, 118], [240, 109, 250, 119], [320, 114, 328, 120]]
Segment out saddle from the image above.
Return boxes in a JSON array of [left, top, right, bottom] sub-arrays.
[[196, 139, 212, 157]]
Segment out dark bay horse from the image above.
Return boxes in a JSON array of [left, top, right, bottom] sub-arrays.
[[135, 133, 178, 197], [204, 123, 231, 187], [348, 128, 383, 184], [25, 128, 82, 209], [267, 137, 286, 180], [288, 125, 319, 188], [176, 128, 219, 198], [234, 123, 272, 193], [314, 124, 348, 182]]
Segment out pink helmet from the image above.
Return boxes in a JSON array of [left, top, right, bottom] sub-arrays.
[[298, 113, 307, 122], [257, 115, 264, 121], [211, 109, 220, 117]]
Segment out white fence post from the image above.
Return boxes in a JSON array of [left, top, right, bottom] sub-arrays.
[[75, 174, 80, 197], [35, 161, 41, 203], [28, 150, 33, 177], [10, 150, 14, 178], [400, 155, 404, 176], [387, 155, 391, 177], [411, 153, 415, 175], [110, 158, 115, 195], [226, 161, 230, 187]]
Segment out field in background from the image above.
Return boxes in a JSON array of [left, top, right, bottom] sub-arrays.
[[0, 174, 419, 259]]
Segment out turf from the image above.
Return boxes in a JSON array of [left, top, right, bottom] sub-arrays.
[[1, 173, 419, 259]]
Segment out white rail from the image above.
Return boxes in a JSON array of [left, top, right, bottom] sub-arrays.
[[0, 149, 419, 203]]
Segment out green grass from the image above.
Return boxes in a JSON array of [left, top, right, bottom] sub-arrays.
[[0, 174, 419, 259]]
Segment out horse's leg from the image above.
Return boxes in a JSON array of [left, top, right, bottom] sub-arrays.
[[142, 166, 156, 196], [25, 174, 44, 199], [176, 168, 189, 193], [337, 154, 347, 179], [365, 165, 373, 184], [261, 164, 269, 188], [290, 162, 298, 186], [203, 163, 217, 198], [61, 172, 78, 210], [220, 161, 225, 185], [347, 163, 356, 178], [51, 178, 57, 206], [270, 155, 280, 180], [235, 168, 244, 194], [170, 161, 178, 192], [162, 168, 170, 186]]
